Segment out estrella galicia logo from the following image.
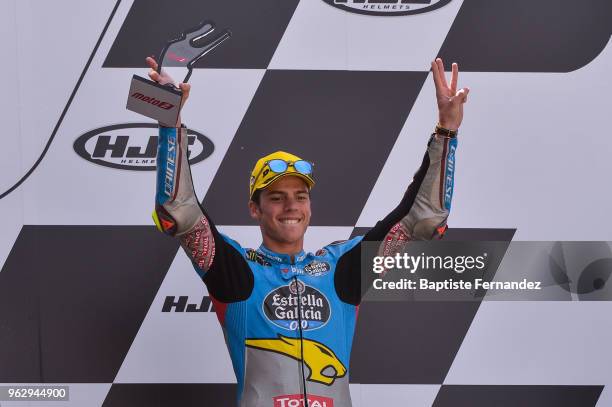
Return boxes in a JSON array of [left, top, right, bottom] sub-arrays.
[[323, 0, 452, 16], [263, 280, 331, 331], [73, 123, 214, 171], [304, 261, 331, 276]]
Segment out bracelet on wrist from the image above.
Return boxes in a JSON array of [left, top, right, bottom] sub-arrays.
[[433, 123, 458, 138]]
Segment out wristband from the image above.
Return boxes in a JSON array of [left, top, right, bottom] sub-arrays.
[[433, 123, 458, 138]]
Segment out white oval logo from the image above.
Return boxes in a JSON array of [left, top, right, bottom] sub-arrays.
[[322, 0, 452, 16], [263, 281, 331, 331], [73, 123, 214, 171]]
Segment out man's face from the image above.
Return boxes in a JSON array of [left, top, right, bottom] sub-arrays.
[[249, 175, 311, 251]]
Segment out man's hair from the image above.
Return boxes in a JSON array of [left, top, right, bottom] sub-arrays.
[[250, 189, 262, 206]]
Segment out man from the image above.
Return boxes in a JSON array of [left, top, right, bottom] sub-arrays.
[[147, 56, 468, 407]]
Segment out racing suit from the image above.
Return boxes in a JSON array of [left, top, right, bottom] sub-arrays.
[[153, 125, 457, 407]]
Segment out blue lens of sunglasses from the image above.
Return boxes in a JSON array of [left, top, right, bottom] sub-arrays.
[[294, 160, 312, 175], [268, 159, 289, 173]]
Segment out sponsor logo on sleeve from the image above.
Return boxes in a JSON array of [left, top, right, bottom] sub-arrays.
[[183, 216, 215, 270], [163, 129, 177, 198], [381, 222, 410, 256], [322, 0, 452, 16], [444, 138, 457, 210], [263, 280, 331, 331]]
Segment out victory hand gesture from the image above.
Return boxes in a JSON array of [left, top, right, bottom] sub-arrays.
[[431, 58, 469, 131]]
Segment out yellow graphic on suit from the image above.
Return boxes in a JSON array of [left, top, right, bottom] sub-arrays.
[[245, 335, 347, 386]]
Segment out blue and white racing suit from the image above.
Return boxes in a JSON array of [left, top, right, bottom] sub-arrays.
[[153, 125, 457, 407]]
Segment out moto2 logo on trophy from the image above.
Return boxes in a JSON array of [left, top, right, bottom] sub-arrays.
[[130, 92, 175, 110], [73, 123, 214, 171], [323, 0, 452, 16]]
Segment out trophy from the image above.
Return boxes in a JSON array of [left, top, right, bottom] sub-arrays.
[[126, 21, 231, 126]]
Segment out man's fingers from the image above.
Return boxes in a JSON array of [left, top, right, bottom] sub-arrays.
[[450, 62, 458, 94], [435, 58, 449, 89], [177, 83, 191, 110], [148, 70, 159, 81], [145, 56, 158, 71], [146, 57, 164, 84], [148, 69, 161, 82], [178, 83, 191, 95], [452, 87, 470, 104], [178, 83, 191, 104], [461, 87, 470, 102], [431, 60, 443, 94]]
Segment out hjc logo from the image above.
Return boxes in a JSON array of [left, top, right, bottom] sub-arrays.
[[162, 296, 215, 312], [91, 134, 194, 159], [73, 123, 214, 171], [323, 0, 451, 16]]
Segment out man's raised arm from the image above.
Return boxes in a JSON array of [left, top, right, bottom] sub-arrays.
[[147, 57, 254, 303], [334, 58, 470, 304], [368, 58, 469, 242], [147, 58, 253, 306], [146, 56, 217, 275]]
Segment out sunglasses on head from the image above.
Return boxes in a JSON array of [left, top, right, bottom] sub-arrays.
[[265, 159, 313, 176]]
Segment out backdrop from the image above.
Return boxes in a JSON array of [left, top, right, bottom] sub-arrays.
[[1, 0, 611, 406]]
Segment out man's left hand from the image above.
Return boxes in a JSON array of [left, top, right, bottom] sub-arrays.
[[431, 58, 469, 131]]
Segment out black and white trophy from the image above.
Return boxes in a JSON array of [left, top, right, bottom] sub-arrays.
[[126, 21, 231, 126]]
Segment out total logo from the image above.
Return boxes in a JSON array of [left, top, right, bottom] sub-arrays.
[[323, 0, 452, 16], [273, 394, 334, 407], [263, 280, 331, 331], [73, 123, 214, 171]]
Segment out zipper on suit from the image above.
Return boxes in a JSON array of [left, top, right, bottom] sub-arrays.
[[293, 272, 309, 407]]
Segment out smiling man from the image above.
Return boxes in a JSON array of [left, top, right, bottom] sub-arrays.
[[248, 151, 314, 255], [148, 56, 468, 407]]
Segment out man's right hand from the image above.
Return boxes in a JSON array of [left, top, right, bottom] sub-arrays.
[[145, 56, 190, 126]]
